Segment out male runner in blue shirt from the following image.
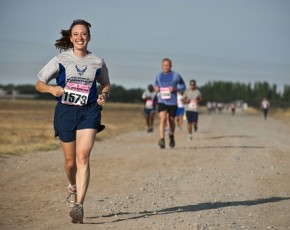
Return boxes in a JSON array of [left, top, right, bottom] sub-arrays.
[[154, 58, 186, 149]]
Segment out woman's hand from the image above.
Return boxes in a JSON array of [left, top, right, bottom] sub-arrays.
[[50, 86, 65, 97]]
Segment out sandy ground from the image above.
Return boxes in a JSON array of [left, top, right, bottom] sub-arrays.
[[1, 109, 290, 230]]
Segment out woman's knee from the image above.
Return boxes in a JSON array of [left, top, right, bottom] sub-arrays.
[[76, 150, 91, 165]]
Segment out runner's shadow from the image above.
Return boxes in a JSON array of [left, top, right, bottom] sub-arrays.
[[85, 196, 290, 224], [148, 196, 290, 214]]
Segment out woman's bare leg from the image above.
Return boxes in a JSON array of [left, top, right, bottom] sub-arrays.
[[61, 141, 77, 187], [75, 129, 96, 205]]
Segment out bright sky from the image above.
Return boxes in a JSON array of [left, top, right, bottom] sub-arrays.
[[0, 0, 289, 91]]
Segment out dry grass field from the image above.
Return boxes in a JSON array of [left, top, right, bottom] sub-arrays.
[[271, 107, 290, 122], [244, 105, 290, 122], [0, 99, 145, 155]]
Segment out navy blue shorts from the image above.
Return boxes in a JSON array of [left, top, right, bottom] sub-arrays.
[[54, 103, 102, 142], [186, 111, 199, 123]]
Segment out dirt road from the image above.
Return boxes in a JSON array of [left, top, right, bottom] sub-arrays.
[[1, 109, 290, 230]]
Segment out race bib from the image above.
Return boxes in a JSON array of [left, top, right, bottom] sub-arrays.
[[189, 99, 198, 109], [160, 87, 171, 100], [145, 99, 154, 109], [61, 83, 90, 106]]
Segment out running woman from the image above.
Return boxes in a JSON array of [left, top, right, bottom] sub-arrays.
[[154, 58, 186, 149], [142, 84, 157, 132], [183, 80, 202, 140], [35, 19, 110, 224]]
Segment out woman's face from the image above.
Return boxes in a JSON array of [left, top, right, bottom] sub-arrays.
[[70, 24, 90, 51]]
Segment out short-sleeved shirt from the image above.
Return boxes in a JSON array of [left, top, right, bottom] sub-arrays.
[[142, 91, 157, 109], [38, 49, 110, 106], [184, 89, 202, 112]]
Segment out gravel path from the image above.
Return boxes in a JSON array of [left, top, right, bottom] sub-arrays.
[[1, 110, 290, 230]]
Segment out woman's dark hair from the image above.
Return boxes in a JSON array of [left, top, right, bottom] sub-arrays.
[[55, 19, 91, 51]]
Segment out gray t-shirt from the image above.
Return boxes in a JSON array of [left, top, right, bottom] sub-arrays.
[[184, 89, 202, 111]]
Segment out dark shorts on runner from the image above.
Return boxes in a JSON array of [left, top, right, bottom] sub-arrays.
[[158, 103, 178, 118], [54, 103, 102, 142], [186, 111, 199, 123]]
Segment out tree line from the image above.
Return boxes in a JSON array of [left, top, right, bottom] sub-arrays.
[[0, 81, 289, 108], [201, 81, 289, 108]]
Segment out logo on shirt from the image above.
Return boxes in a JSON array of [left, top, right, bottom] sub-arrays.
[[75, 65, 87, 76]]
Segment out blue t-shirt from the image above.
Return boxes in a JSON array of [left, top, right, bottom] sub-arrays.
[[154, 71, 186, 105]]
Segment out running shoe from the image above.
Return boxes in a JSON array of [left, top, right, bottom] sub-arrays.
[[158, 138, 165, 149], [69, 204, 84, 224], [169, 134, 175, 148], [66, 192, 77, 209]]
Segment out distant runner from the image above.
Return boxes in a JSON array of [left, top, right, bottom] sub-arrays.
[[183, 80, 202, 140], [142, 84, 157, 132], [154, 58, 186, 149], [261, 98, 270, 120], [176, 91, 185, 130]]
